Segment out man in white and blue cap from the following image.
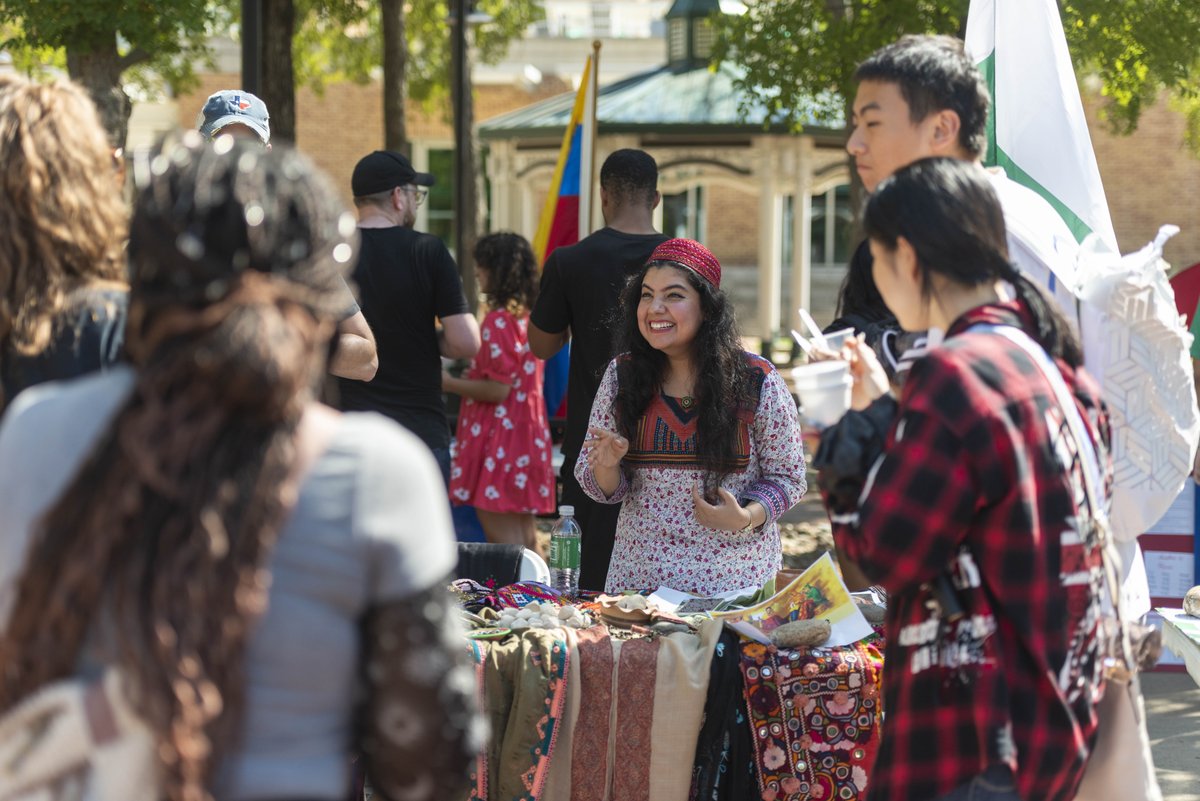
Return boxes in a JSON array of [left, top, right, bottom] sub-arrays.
[[196, 89, 380, 382], [198, 90, 271, 144]]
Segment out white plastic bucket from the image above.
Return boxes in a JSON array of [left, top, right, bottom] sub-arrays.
[[791, 361, 853, 427]]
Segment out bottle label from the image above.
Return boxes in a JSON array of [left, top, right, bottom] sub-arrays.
[[550, 535, 581, 571]]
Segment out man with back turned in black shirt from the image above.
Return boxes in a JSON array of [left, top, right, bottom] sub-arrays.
[[529, 149, 666, 590]]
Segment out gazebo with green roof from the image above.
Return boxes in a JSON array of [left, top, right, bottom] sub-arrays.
[[480, 0, 854, 338]]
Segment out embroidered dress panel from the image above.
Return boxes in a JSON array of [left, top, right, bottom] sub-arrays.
[[624, 394, 751, 471]]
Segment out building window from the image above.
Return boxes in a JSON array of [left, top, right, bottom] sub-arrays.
[[591, 3, 612, 37], [663, 186, 705, 241], [810, 183, 852, 268], [692, 19, 715, 59], [668, 17, 687, 62], [427, 148, 455, 251]]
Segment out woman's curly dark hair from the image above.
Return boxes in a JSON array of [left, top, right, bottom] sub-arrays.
[[474, 232, 538, 313], [612, 261, 755, 499]]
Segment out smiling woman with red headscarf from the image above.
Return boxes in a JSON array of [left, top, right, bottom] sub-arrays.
[[576, 239, 807, 595]]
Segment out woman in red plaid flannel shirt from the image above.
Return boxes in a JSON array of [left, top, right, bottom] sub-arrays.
[[816, 158, 1111, 801]]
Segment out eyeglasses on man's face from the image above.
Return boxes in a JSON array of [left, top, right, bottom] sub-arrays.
[[401, 185, 428, 206]]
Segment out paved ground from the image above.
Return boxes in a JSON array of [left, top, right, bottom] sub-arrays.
[[1144, 672, 1200, 800]]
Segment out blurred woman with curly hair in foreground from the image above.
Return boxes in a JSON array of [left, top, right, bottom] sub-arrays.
[[0, 134, 482, 801]]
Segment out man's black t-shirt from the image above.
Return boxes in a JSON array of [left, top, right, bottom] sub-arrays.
[[530, 227, 668, 467], [337, 226, 469, 451]]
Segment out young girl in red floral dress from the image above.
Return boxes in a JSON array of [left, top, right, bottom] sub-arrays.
[[444, 232, 555, 551]]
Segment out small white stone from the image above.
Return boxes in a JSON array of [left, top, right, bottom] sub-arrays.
[[1184, 585, 1200, 617]]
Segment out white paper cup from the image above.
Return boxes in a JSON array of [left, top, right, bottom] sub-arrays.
[[791, 361, 853, 427], [821, 327, 856, 352]]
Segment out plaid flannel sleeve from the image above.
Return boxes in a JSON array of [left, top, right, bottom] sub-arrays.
[[833, 358, 981, 594]]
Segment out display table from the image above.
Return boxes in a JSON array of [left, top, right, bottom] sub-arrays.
[[467, 620, 722, 801], [463, 618, 886, 801], [1158, 607, 1200, 688]]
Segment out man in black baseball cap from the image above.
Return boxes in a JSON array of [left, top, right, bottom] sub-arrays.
[[351, 150, 436, 229], [339, 150, 479, 485]]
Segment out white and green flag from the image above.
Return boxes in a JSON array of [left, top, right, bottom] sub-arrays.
[[966, 0, 1119, 252]]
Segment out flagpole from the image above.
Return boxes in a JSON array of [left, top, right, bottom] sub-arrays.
[[586, 39, 602, 235]]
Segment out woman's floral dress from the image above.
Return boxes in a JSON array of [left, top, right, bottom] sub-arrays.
[[450, 308, 555, 514]]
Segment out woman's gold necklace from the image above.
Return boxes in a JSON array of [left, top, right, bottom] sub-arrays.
[[664, 380, 696, 410]]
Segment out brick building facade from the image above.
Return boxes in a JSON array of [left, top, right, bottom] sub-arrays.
[[172, 77, 1200, 316]]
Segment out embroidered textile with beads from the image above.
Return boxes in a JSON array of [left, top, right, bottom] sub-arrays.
[[740, 633, 885, 801], [468, 629, 570, 801]]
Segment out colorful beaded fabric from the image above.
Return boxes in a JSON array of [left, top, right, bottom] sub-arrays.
[[739, 634, 885, 801], [468, 629, 570, 801]]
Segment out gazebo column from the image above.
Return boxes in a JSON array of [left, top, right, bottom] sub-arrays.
[[756, 142, 782, 343], [488, 141, 514, 231], [790, 137, 815, 331]]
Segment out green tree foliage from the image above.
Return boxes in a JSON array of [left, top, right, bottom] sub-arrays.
[[711, 1, 967, 128], [1060, 0, 1200, 140], [0, 0, 231, 146], [713, 0, 1200, 152], [0, 20, 65, 78], [292, 0, 543, 109]]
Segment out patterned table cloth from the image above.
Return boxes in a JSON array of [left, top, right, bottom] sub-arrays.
[[469, 620, 724, 801], [739, 635, 885, 801]]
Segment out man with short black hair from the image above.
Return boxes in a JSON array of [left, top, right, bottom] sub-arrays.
[[197, 89, 380, 382], [338, 150, 480, 482], [840, 32, 1154, 801], [847, 35, 1078, 314], [529, 148, 667, 590]]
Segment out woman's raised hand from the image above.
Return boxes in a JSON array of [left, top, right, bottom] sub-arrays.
[[692, 484, 753, 532], [845, 334, 890, 411], [584, 427, 629, 469]]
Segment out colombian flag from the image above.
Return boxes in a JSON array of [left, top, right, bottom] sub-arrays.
[[533, 52, 598, 420]]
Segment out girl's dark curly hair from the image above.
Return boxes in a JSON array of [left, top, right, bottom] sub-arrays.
[[613, 261, 755, 499], [474, 232, 538, 313]]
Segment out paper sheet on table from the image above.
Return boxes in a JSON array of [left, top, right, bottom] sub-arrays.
[[647, 584, 761, 615], [1156, 608, 1200, 644], [712, 552, 873, 647]]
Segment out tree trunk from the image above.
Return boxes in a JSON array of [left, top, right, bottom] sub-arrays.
[[450, 2, 478, 306], [261, 0, 296, 143], [66, 44, 132, 150], [381, 0, 408, 154]]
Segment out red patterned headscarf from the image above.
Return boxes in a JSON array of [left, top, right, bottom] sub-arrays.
[[647, 238, 722, 289]]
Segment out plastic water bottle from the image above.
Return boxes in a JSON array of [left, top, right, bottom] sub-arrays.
[[550, 505, 582, 596]]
